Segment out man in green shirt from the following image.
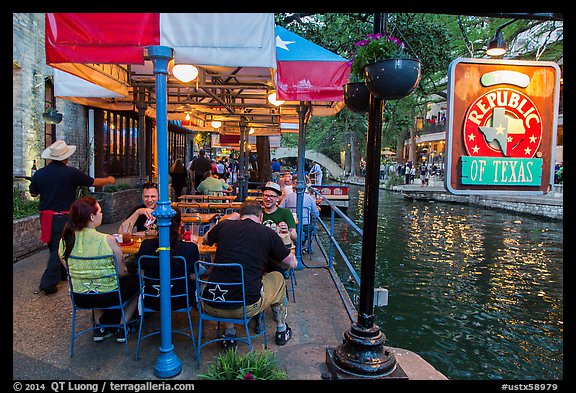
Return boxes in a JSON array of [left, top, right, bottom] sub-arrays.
[[261, 181, 297, 243], [196, 170, 233, 195], [219, 181, 297, 244]]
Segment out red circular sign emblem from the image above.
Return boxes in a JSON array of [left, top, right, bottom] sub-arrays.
[[463, 88, 542, 158]]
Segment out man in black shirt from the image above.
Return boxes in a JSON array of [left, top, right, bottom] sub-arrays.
[[29, 140, 115, 295], [189, 149, 212, 193], [202, 199, 297, 346], [120, 182, 159, 235]]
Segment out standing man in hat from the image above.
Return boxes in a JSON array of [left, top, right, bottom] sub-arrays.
[[29, 140, 116, 295]]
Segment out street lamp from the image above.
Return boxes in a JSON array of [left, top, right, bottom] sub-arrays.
[[486, 19, 517, 57]]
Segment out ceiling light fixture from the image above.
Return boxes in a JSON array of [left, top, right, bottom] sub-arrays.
[[267, 90, 285, 106], [172, 64, 199, 83], [211, 120, 222, 129]]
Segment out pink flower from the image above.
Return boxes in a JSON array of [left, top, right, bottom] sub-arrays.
[[244, 373, 255, 380]]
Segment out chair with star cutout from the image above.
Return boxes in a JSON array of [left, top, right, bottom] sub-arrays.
[[194, 261, 267, 368], [134, 255, 196, 361], [64, 254, 137, 356]]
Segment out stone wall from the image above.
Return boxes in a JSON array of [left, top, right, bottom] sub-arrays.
[[13, 215, 46, 262], [13, 12, 89, 186], [91, 189, 142, 224]]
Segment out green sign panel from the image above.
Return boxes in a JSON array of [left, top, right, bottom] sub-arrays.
[[461, 156, 542, 186]]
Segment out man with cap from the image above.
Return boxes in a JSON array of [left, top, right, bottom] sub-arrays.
[[261, 181, 297, 246], [29, 140, 116, 295]]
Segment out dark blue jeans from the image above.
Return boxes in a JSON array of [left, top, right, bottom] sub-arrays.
[[40, 214, 69, 290]]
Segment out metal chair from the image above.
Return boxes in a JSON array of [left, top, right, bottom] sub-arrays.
[[194, 261, 267, 369], [134, 255, 196, 361], [64, 254, 136, 356], [289, 205, 317, 258]]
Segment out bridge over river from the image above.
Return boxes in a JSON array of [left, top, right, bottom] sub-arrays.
[[272, 148, 344, 179]]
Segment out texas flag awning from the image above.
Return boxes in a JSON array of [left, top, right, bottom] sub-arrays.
[[45, 13, 276, 96], [274, 25, 350, 102], [46, 13, 276, 67]]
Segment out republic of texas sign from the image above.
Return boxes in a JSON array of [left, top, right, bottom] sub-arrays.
[[445, 58, 561, 195]]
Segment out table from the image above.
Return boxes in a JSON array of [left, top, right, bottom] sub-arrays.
[[178, 194, 237, 203], [181, 213, 219, 224], [173, 201, 242, 212], [120, 234, 217, 256]]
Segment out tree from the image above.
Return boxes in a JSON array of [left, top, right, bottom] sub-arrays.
[[275, 13, 562, 175], [256, 136, 272, 183]]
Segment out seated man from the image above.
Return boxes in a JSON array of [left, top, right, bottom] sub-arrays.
[[261, 181, 296, 244], [196, 170, 233, 196], [218, 182, 296, 274], [119, 182, 159, 237], [278, 173, 294, 204], [279, 182, 320, 252], [202, 199, 297, 347]]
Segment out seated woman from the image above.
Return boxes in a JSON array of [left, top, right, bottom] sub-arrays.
[[135, 209, 199, 310], [59, 196, 140, 343]]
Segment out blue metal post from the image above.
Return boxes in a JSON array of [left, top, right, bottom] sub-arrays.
[[148, 45, 181, 378], [295, 102, 311, 269]]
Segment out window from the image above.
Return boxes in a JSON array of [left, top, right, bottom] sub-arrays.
[[102, 110, 139, 176], [43, 81, 56, 158]]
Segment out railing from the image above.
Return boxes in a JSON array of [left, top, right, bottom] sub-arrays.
[[306, 187, 362, 322]]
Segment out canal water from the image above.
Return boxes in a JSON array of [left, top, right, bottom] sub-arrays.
[[327, 184, 563, 380]]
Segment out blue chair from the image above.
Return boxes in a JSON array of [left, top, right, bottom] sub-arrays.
[[194, 261, 267, 369], [64, 254, 136, 356], [134, 255, 196, 361]]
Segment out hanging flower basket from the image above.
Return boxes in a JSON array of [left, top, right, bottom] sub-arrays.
[[343, 82, 371, 114], [364, 58, 421, 100], [42, 107, 63, 124]]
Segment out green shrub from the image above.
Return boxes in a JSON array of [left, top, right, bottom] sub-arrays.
[[199, 348, 288, 380], [385, 172, 404, 189], [13, 187, 39, 220]]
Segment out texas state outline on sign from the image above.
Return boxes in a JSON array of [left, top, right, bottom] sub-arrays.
[[464, 88, 542, 158]]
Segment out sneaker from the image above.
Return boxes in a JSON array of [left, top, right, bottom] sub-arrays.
[[116, 319, 139, 343], [275, 325, 292, 346], [253, 313, 265, 334], [221, 332, 237, 349], [93, 326, 114, 342]]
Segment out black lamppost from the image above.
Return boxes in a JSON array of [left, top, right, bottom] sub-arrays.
[[325, 12, 419, 379]]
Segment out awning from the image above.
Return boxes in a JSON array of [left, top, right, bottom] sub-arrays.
[[47, 14, 346, 135], [275, 26, 350, 102]]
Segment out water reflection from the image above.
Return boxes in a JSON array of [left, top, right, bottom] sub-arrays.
[[329, 185, 563, 380]]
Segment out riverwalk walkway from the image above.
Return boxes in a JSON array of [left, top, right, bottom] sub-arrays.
[[13, 219, 447, 381], [345, 176, 563, 221]]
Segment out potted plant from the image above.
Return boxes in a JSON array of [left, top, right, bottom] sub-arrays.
[[342, 79, 371, 114], [42, 104, 63, 124], [347, 33, 421, 100], [198, 348, 288, 380]]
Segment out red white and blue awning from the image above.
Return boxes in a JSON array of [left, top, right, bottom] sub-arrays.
[[46, 15, 345, 134], [274, 26, 350, 102]]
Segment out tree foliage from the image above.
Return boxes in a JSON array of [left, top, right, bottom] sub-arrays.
[[275, 13, 562, 168]]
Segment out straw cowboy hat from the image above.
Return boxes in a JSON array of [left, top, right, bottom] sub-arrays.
[[41, 140, 77, 161]]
